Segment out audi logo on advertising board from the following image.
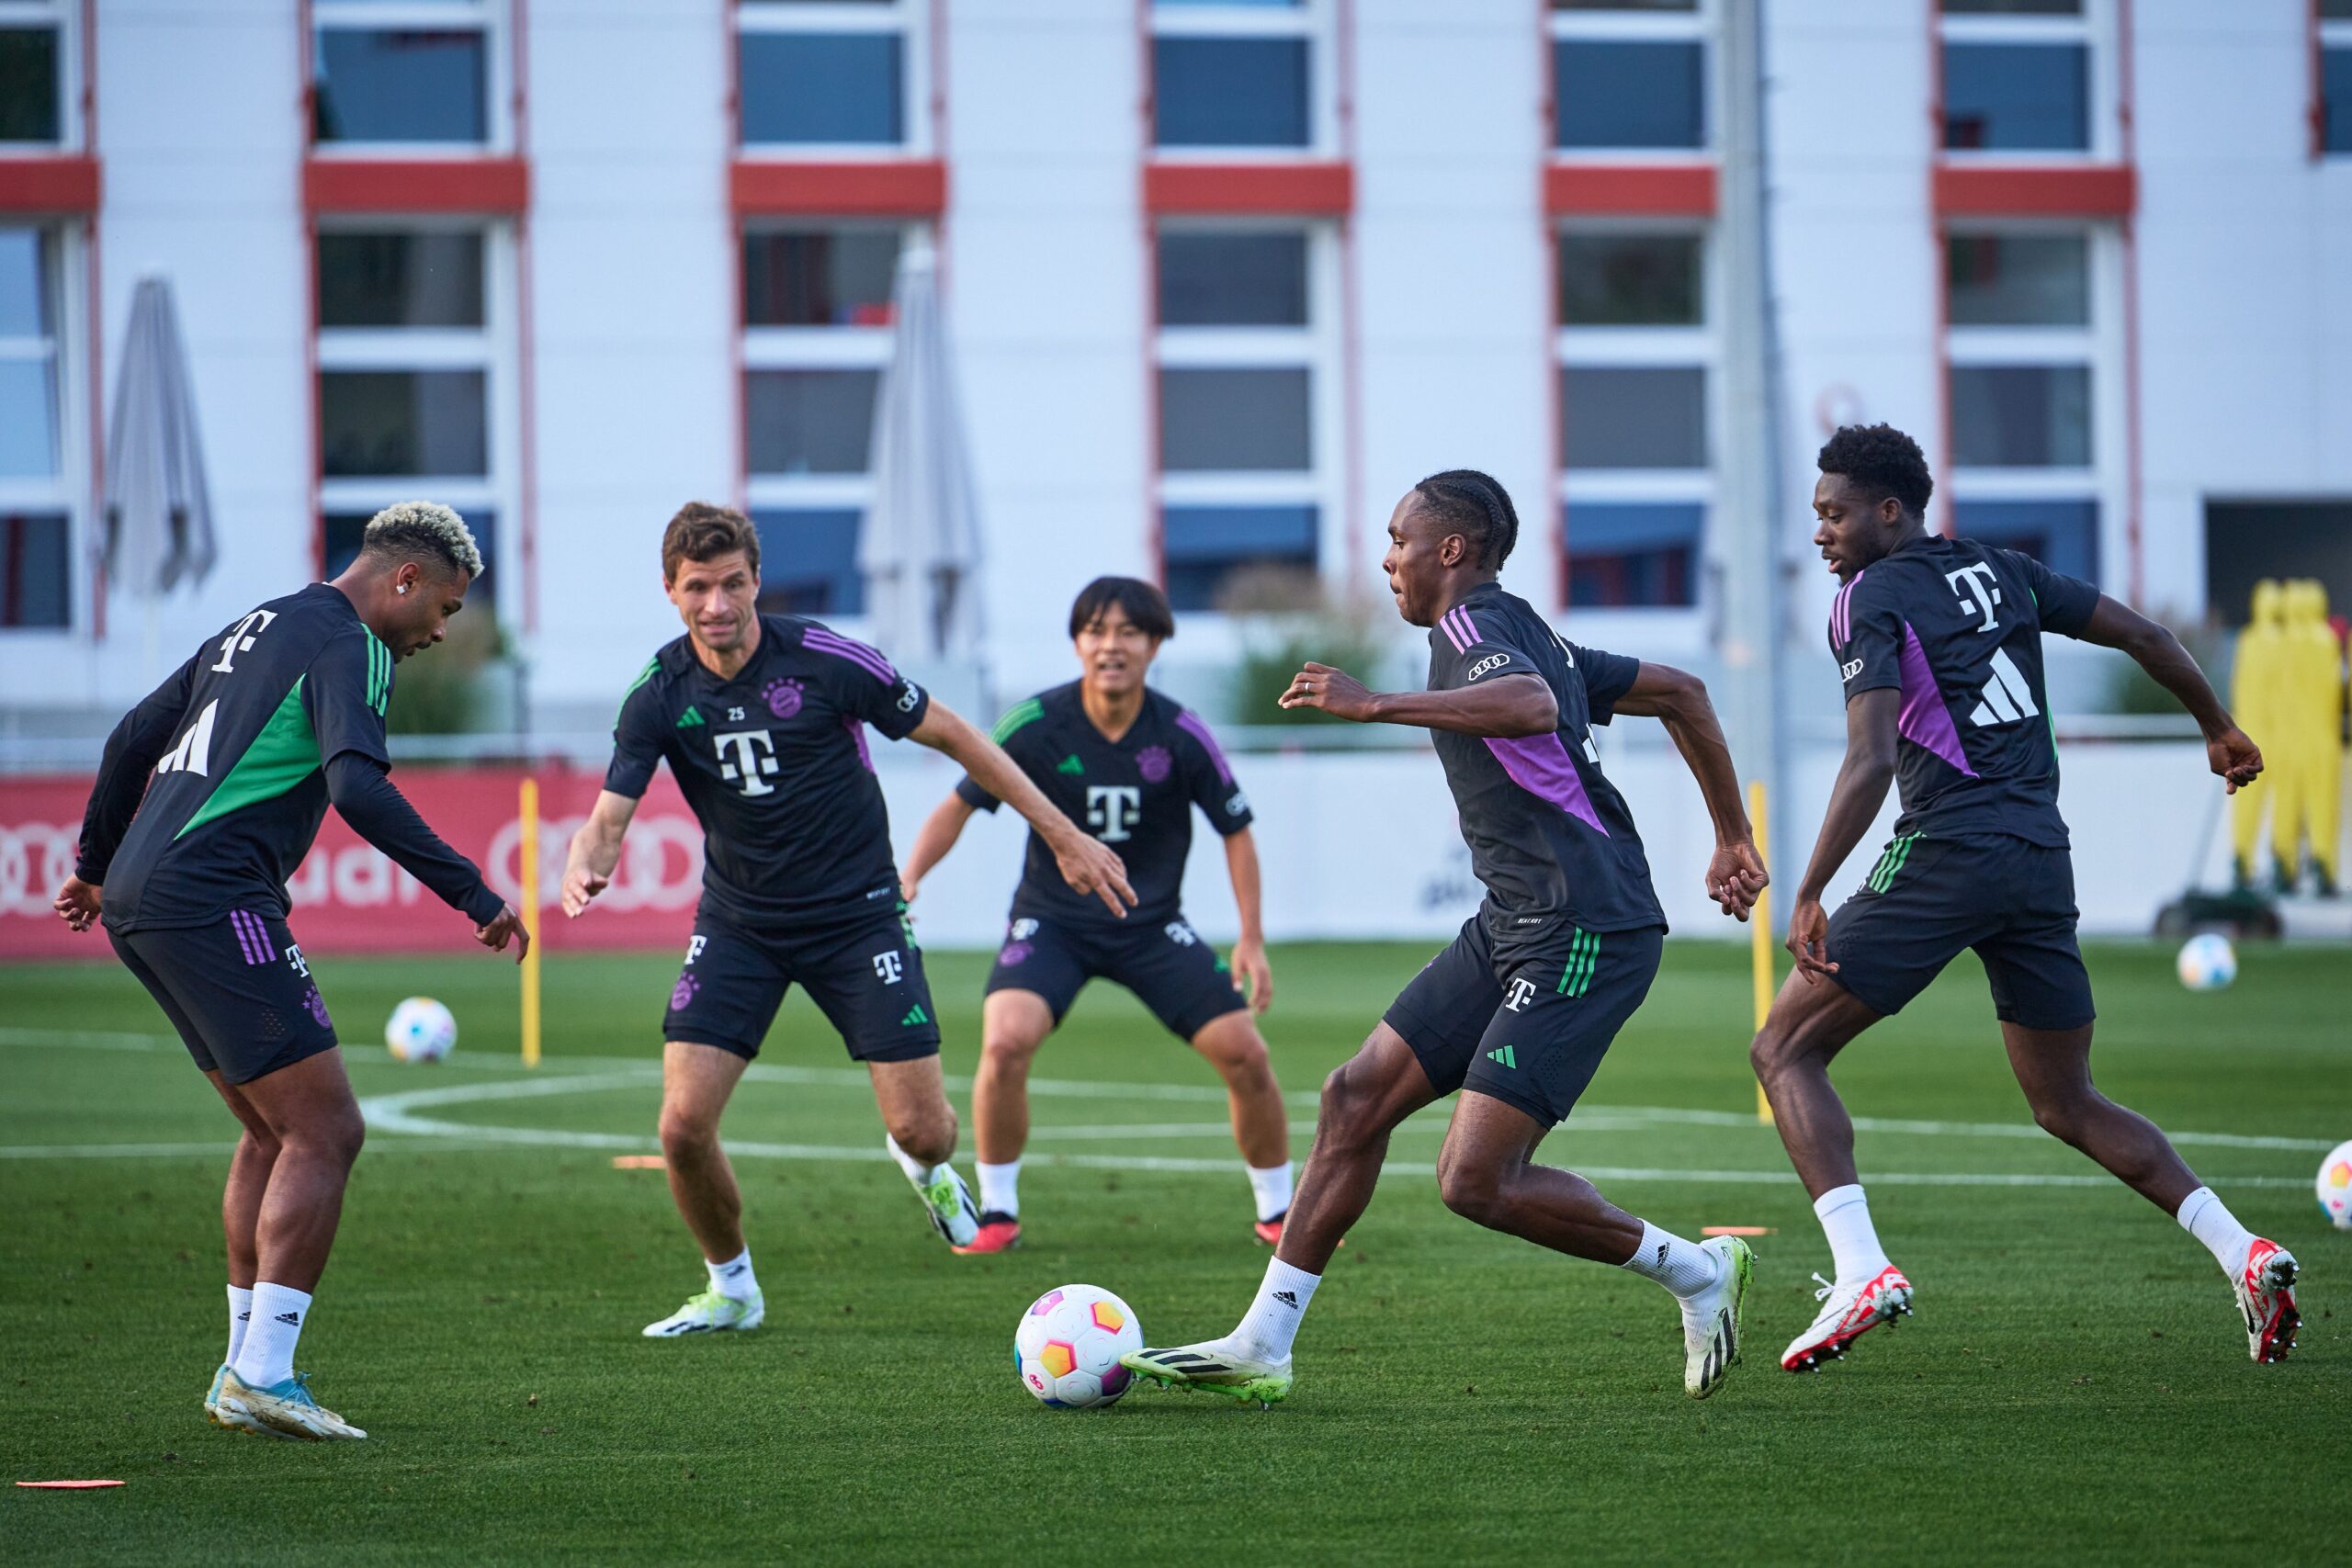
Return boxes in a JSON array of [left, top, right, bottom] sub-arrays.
[[0, 769, 707, 959]]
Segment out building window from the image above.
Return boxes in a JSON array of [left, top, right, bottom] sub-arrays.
[[312, 1, 503, 149], [0, 224, 74, 629], [315, 225, 510, 594], [2324, 4, 2352, 155], [1550, 3, 1708, 153], [1945, 224, 2108, 585], [0, 0, 75, 147], [2203, 502, 2352, 625], [738, 0, 922, 151], [744, 221, 911, 617], [1151, 1, 1320, 152], [1558, 224, 1712, 609], [1939, 1, 2095, 154], [1154, 221, 1334, 612]]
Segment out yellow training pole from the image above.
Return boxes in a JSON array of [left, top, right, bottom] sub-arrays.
[[519, 776, 542, 1069], [1747, 778, 1774, 1124]]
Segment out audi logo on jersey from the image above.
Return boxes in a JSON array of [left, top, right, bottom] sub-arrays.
[[1466, 653, 1512, 681]]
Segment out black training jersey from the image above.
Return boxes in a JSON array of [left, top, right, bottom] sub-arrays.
[[1426, 581, 1666, 933], [605, 615, 932, 931], [956, 682, 1251, 929], [97, 584, 405, 931], [1827, 534, 2100, 848]]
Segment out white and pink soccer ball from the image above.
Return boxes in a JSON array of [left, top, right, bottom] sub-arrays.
[[1015, 1284, 1143, 1409], [385, 997, 458, 1064], [2318, 1141, 2352, 1230]]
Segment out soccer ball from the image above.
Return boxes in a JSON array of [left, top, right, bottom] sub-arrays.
[[385, 997, 458, 1063], [1014, 1284, 1143, 1409], [2175, 931, 2236, 991], [2318, 1141, 2352, 1229]]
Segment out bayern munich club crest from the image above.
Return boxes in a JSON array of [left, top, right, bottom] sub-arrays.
[[763, 678, 804, 719], [1136, 745, 1172, 784], [303, 986, 333, 1030], [671, 972, 699, 1011]]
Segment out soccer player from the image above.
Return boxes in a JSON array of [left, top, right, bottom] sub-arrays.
[[1752, 423, 2296, 1371], [899, 576, 1290, 1251], [51, 503, 529, 1442], [1123, 470, 1770, 1405], [560, 504, 1134, 1337]]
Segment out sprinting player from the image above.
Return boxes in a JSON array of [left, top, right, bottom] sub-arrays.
[[1124, 470, 1770, 1405], [52, 502, 528, 1442], [560, 504, 1134, 1338], [1752, 423, 2295, 1371], [900, 577, 1290, 1251]]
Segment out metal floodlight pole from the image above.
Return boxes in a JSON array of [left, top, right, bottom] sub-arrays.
[[1713, 0, 1792, 874]]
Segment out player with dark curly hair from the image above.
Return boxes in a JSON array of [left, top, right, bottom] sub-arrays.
[[1753, 423, 2299, 1372]]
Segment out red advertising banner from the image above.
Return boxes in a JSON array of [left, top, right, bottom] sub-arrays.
[[0, 767, 705, 960]]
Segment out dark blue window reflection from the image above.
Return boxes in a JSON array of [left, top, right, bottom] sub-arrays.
[[1554, 40, 1704, 150], [1953, 499, 2098, 582], [1163, 505, 1317, 611], [740, 32, 903, 145], [1154, 39, 1310, 148], [313, 29, 488, 144], [752, 508, 865, 615], [1566, 502, 1702, 608], [1941, 43, 2088, 151]]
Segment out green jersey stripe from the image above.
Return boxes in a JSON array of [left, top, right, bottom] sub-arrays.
[[616, 656, 661, 721], [173, 677, 322, 842], [990, 698, 1046, 745]]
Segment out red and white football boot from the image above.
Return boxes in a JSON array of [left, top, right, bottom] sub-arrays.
[[2233, 1237, 2300, 1364], [951, 1210, 1022, 1256], [1781, 1263, 1913, 1371]]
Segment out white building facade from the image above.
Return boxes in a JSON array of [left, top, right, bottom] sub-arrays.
[[2, 0, 2348, 733]]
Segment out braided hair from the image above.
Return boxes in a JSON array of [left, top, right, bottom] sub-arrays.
[[1409, 469, 1520, 570]]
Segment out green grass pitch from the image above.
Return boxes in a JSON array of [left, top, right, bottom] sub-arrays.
[[2, 939, 2345, 1565]]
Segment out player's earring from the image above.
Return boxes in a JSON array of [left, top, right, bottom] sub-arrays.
[[397, 584, 408, 594]]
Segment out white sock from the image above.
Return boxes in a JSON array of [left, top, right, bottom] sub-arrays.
[[2177, 1186, 2255, 1278], [706, 1247, 758, 1302], [978, 1160, 1022, 1216], [1814, 1184, 1892, 1285], [1229, 1258, 1319, 1362], [884, 1133, 933, 1183], [1246, 1161, 1294, 1224], [226, 1285, 254, 1366], [232, 1281, 311, 1389], [1619, 1221, 1720, 1299]]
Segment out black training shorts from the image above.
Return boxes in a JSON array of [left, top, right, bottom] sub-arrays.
[[663, 904, 941, 1063], [984, 913, 1249, 1042], [1824, 832, 2095, 1031], [109, 913, 340, 1086], [1384, 910, 1664, 1128]]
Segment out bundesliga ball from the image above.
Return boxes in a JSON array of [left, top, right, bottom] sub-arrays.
[[2175, 931, 2236, 991], [2318, 1141, 2352, 1230], [385, 997, 458, 1064], [1014, 1284, 1143, 1409]]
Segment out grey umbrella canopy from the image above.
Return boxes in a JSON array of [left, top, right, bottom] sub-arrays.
[[102, 276, 215, 601], [860, 243, 983, 664]]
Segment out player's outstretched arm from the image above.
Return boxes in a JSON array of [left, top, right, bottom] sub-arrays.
[[1611, 662, 1768, 921], [1223, 826, 1273, 1012], [55, 654, 201, 931], [900, 793, 978, 903], [561, 789, 639, 917], [1278, 660, 1557, 737], [910, 704, 1136, 917], [2074, 595, 2263, 794], [324, 753, 529, 962], [1787, 687, 1901, 982]]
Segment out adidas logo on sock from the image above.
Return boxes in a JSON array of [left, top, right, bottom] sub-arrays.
[[273, 1311, 301, 1325], [1655, 1243, 1669, 1269], [1272, 1290, 1299, 1309], [236, 1311, 251, 1322]]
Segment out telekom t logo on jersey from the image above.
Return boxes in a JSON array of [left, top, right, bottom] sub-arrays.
[[715, 730, 779, 795], [211, 609, 277, 672], [1087, 785, 1141, 842], [1945, 563, 2004, 633]]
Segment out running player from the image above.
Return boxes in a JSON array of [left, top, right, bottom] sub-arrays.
[[52, 502, 528, 1442], [1123, 470, 1770, 1405], [1753, 423, 2296, 1371], [899, 577, 1289, 1251], [560, 504, 1133, 1337]]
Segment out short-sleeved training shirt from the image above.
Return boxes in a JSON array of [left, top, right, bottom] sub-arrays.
[[957, 681, 1251, 930], [1426, 581, 1666, 933], [605, 615, 931, 931], [101, 583, 400, 932], [1826, 534, 2100, 847]]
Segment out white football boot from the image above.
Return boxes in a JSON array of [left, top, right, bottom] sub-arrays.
[[1781, 1262, 1913, 1371], [901, 1150, 980, 1248], [215, 1368, 366, 1441], [1121, 1338, 1293, 1408], [642, 1288, 766, 1338], [1679, 1235, 1755, 1399]]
